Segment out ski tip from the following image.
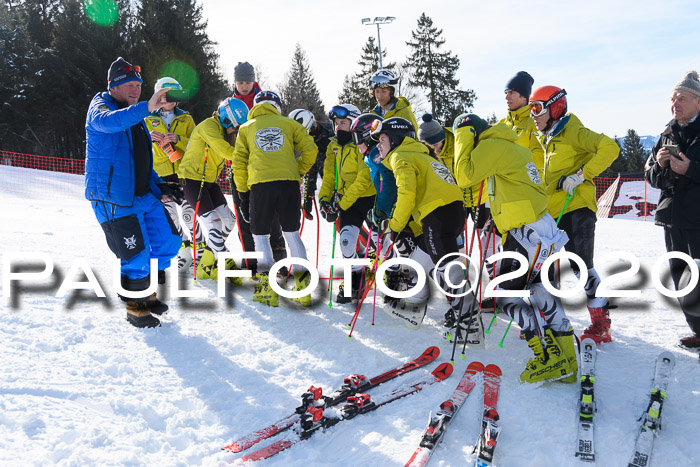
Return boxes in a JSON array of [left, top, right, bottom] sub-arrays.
[[468, 361, 485, 372], [581, 337, 597, 348], [659, 351, 676, 366], [432, 361, 454, 380], [484, 363, 502, 376], [424, 346, 440, 358]]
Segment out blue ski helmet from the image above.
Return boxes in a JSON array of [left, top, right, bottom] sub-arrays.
[[218, 97, 248, 129]]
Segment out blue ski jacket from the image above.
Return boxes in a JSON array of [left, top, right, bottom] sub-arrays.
[[85, 92, 162, 207]]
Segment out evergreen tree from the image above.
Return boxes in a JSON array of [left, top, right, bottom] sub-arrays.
[[404, 13, 476, 125], [133, 0, 229, 124], [602, 136, 626, 176], [623, 128, 647, 173], [337, 36, 395, 113], [278, 43, 325, 119]]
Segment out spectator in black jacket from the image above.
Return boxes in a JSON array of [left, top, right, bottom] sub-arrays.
[[645, 70, 700, 349]]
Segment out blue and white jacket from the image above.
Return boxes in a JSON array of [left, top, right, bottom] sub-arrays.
[[85, 92, 162, 207]]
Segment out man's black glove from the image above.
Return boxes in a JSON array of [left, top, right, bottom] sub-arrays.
[[319, 200, 338, 223], [303, 195, 314, 220], [238, 191, 250, 224], [157, 182, 184, 204]]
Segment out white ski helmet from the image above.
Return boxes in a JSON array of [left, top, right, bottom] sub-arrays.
[[328, 103, 361, 124], [369, 69, 398, 91], [288, 109, 315, 132], [154, 76, 182, 92]]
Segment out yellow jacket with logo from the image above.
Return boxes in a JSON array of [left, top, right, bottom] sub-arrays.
[[372, 97, 419, 132], [534, 113, 619, 218], [232, 102, 317, 192], [437, 126, 487, 207], [454, 122, 548, 233], [384, 138, 464, 232], [500, 105, 544, 172], [178, 116, 234, 183], [318, 139, 376, 210], [144, 109, 196, 178]]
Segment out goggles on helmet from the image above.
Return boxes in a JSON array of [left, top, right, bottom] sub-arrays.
[[122, 65, 141, 73], [529, 101, 547, 117], [329, 105, 351, 120], [370, 75, 393, 89]]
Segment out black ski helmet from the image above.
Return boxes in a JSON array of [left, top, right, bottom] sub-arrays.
[[351, 113, 383, 149], [370, 117, 415, 151]]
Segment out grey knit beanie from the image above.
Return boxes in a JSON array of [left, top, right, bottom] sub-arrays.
[[674, 70, 700, 97], [418, 114, 445, 145], [234, 62, 255, 82]]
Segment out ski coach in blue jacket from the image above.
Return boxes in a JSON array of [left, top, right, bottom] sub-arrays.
[[85, 57, 182, 329]]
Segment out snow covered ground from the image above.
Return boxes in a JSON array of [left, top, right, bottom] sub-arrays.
[[1, 165, 699, 466]]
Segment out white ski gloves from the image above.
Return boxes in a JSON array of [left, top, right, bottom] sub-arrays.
[[561, 168, 585, 195]]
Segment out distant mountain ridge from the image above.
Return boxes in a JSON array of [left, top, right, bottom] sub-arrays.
[[616, 135, 659, 152]]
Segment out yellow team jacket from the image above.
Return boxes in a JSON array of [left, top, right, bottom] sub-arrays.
[[384, 137, 464, 232], [372, 97, 419, 133], [144, 109, 196, 178], [454, 122, 548, 234], [232, 102, 317, 192], [178, 116, 234, 182], [500, 105, 544, 172], [318, 139, 376, 210], [437, 127, 486, 207], [534, 113, 619, 218]]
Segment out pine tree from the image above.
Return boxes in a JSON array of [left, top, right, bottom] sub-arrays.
[[133, 0, 229, 124], [602, 136, 627, 176], [623, 128, 647, 173], [404, 13, 475, 125], [278, 43, 325, 119], [337, 36, 397, 113]]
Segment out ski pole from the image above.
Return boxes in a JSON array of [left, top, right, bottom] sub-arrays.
[[192, 147, 208, 282], [451, 220, 493, 362], [497, 189, 574, 347], [328, 158, 340, 307], [314, 197, 320, 270], [485, 224, 499, 334]]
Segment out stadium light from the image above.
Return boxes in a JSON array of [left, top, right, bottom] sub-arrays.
[[361, 16, 396, 69]]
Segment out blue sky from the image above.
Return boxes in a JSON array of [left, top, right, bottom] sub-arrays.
[[202, 0, 700, 137]]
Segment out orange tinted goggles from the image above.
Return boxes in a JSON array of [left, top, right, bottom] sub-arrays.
[[122, 65, 141, 73], [529, 101, 547, 117]]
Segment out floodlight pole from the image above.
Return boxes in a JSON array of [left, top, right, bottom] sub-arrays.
[[361, 17, 396, 69]]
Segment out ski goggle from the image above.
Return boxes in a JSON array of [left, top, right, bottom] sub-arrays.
[[369, 118, 383, 139], [121, 65, 141, 73], [529, 101, 547, 117], [328, 106, 351, 120], [370, 75, 393, 89]]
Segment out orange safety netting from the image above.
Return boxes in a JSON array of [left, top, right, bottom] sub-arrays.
[[1, 151, 661, 222]]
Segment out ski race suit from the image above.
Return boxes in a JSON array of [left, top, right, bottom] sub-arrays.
[[85, 92, 180, 291], [372, 97, 420, 133], [535, 113, 619, 308], [454, 121, 571, 336]]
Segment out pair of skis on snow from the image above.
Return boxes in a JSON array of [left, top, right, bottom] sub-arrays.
[[405, 361, 502, 467], [221, 346, 502, 466], [574, 338, 676, 466]]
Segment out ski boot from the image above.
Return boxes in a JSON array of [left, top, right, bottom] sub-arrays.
[[177, 240, 194, 271], [442, 305, 485, 347], [125, 300, 161, 328], [336, 269, 364, 304], [195, 246, 217, 280], [383, 266, 410, 303], [291, 270, 313, 306], [581, 306, 612, 344], [520, 328, 573, 383], [680, 334, 700, 349], [553, 327, 579, 383], [212, 258, 243, 286], [253, 272, 279, 307]]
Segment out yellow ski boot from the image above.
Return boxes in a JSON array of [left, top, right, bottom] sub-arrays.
[[520, 328, 573, 383], [553, 327, 579, 383], [253, 272, 279, 307], [290, 270, 312, 306]]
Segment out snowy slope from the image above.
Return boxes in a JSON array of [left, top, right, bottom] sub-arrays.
[[1, 165, 699, 467]]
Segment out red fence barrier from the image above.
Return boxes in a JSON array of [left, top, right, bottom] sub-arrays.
[[1, 151, 660, 221]]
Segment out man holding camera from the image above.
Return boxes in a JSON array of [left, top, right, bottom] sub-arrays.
[[85, 57, 182, 328], [645, 70, 700, 349]]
